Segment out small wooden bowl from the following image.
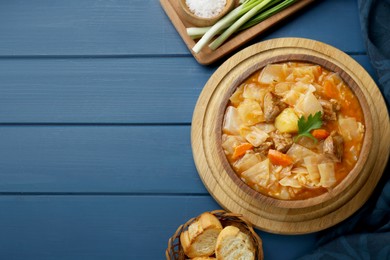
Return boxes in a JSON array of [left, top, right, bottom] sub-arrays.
[[191, 38, 390, 234], [178, 0, 235, 27], [166, 210, 264, 260]]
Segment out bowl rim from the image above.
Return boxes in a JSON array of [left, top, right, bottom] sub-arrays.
[[215, 53, 373, 209], [178, 0, 235, 26]]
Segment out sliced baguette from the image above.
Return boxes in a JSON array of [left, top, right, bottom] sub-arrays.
[[180, 212, 223, 258], [215, 226, 255, 260]]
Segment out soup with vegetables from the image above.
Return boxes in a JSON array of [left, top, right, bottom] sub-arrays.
[[222, 62, 365, 200]]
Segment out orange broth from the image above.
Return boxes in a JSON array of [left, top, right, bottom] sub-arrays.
[[223, 62, 365, 200]]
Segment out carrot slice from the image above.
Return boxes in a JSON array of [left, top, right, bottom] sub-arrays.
[[267, 149, 293, 167], [323, 80, 338, 98], [232, 143, 253, 160], [312, 129, 330, 140]]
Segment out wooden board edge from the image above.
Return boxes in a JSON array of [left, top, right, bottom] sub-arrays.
[[160, 0, 317, 65], [191, 37, 390, 234]]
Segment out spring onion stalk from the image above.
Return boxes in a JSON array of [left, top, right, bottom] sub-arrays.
[[188, 0, 297, 51], [192, 0, 260, 53], [187, 27, 211, 40], [240, 0, 296, 30], [187, 0, 283, 40], [209, 0, 274, 50]]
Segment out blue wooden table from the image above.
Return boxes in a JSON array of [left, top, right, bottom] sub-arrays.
[[0, 0, 378, 259]]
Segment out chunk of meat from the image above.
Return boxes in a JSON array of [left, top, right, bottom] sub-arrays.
[[319, 99, 337, 121], [323, 133, 344, 162], [254, 140, 274, 156], [330, 99, 341, 111], [263, 92, 287, 123], [270, 131, 293, 153]]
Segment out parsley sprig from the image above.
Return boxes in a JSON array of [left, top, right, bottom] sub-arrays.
[[294, 111, 323, 143]]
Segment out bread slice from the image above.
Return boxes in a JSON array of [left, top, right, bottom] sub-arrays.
[[192, 257, 216, 260], [180, 212, 223, 258], [215, 226, 255, 260]]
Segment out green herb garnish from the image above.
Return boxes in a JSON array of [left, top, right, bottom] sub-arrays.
[[294, 112, 323, 143]]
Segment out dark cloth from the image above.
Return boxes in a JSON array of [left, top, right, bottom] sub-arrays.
[[299, 0, 390, 259], [360, 0, 390, 107]]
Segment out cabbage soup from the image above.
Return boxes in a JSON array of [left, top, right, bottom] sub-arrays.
[[222, 62, 365, 200]]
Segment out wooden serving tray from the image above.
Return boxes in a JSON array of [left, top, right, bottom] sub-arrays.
[[191, 38, 390, 234], [160, 0, 316, 65]]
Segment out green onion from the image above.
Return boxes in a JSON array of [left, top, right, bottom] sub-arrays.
[[209, 0, 273, 50], [187, 27, 211, 40], [192, 0, 260, 53], [240, 0, 296, 31], [189, 0, 297, 53]]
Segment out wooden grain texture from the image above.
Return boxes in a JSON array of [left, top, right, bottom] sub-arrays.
[[0, 55, 374, 124], [191, 38, 390, 234], [177, 0, 235, 27], [0, 125, 209, 194], [0, 57, 376, 194], [0, 0, 365, 56], [0, 0, 382, 259], [0, 57, 208, 123], [215, 54, 374, 209], [161, 0, 316, 64], [0, 196, 316, 260]]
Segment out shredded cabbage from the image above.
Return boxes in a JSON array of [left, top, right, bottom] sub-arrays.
[[286, 143, 318, 163], [303, 156, 321, 184], [279, 176, 301, 188], [240, 126, 269, 147], [237, 99, 264, 125], [318, 162, 336, 187], [223, 106, 242, 135], [222, 134, 245, 155], [258, 64, 284, 84], [241, 159, 270, 187], [233, 152, 260, 172], [294, 91, 323, 117], [338, 116, 364, 141]]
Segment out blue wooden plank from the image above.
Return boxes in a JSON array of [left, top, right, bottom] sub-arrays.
[[0, 0, 365, 56], [0, 125, 208, 193], [0, 0, 186, 56], [0, 57, 210, 123], [0, 195, 317, 260], [260, 0, 366, 54], [0, 55, 376, 123]]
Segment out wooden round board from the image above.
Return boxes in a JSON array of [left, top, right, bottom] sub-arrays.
[[191, 38, 390, 234]]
